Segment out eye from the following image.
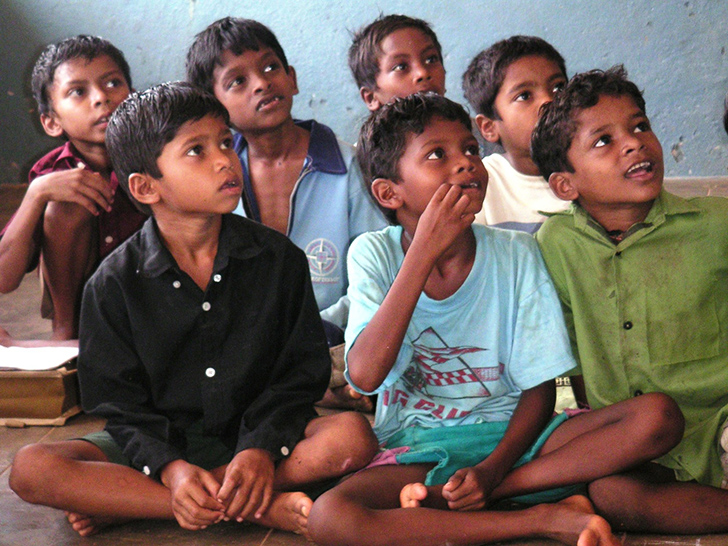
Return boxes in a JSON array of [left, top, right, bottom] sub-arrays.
[[186, 145, 203, 157], [465, 144, 479, 156], [424, 54, 440, 65], [106, 78, 123, 89], [594, 134, 611, 148], [228, 76, 245, 90], [68, 87, 84, 97], [263, 62, 280, 73], [553, 81, 566, 94], [221, 137, 234, 150], [515, 91, 531, 102], [634, 120, 651, 133], [426, 148, 444, 160], [392, 62, 407, 72]]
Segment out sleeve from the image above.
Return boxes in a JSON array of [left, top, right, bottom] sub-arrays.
[[343, 231, 414, 395], [78, 271, 185, 479], [234, 244, 330, 458], [507, 236, 577, 389]]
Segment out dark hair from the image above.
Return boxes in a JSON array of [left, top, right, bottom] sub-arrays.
[[723, 92, 728, 136], [531, 65, 646, 180], [31, 35, 132, 116], [348, 14, 442, 91], [462, 35, 566, 119], [106, 81, 230, 216], [357, 93, 471, 224], [186, 17, 289, 94]]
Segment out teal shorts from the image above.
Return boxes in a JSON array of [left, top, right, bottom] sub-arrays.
[[81, 420, 235, 473], [383, 413, 585, 504]]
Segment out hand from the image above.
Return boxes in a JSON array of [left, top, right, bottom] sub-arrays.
[[442, 465, 501, 511], [411, 183, 474, 261], [217, 448, 275, 522], [28, 164, 114, 215], [160, 459, 225, 530]]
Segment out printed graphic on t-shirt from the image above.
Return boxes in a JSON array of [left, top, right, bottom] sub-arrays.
[[305, 238, 340, 284]]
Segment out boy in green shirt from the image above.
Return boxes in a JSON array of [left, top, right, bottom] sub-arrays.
[[534, 65, 728, 533]]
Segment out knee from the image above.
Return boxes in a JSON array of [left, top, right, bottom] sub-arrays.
[[309, 490, 360, 546], [635, 392, 684, 456], [332, 412, 379, 472], [10, 443, 56, 503]]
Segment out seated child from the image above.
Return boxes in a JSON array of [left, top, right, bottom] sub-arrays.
[[186, 17, 387, 409], [306, 93, 684, 546], [463, 35, 569, 233], [348, 14, 446, 111], [533, 66, 728, 534], [0, 35, 145, 341], [9, 82, 378, 538]]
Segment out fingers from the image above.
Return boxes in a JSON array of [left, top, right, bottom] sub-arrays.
[[220, 469, 273, 522], [34, 167, 115, 214]]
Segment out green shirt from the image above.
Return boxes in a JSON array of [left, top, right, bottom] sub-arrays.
[[536, 190, 728, 486]]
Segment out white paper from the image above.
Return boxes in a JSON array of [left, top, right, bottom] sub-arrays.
[[0, 346, 79, 371]]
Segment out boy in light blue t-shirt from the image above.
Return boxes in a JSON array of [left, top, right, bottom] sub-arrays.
[[306, 93, 684, 546]]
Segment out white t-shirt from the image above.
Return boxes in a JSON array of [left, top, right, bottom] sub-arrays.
[[475, 153, 569, 234], [345, 224, 576, 443]]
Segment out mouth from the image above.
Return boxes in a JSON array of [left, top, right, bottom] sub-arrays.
[[625, 160, 654, 178], [256, 95, 284, 111], [458, 178, 483, 190], [220, 176, 242, 192], [94, 113, 112, 126]]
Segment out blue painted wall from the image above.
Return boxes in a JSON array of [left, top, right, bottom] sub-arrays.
[[1, 0, 727, 184]]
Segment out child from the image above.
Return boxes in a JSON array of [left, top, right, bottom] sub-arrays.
[[533, 66, 728, 534], [0, 35, 146, 341], [186, 18, 386, 409], [306, 93, 683, 546], [9, 82, 378, 538], [463, 35, 569, 233], [348, 14, 446, 112]]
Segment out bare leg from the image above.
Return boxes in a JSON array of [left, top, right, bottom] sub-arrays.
[[308, 464, 620, 546], [42, 201, 96, 340], [10, 440, 175, 536], [490, 392, 684, 500], [590, 463, 728, 533], [0, 324, 78, 348]]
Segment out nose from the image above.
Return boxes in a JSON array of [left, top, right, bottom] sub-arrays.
[[412, 62, 430, 83], [455, 153, 476, 173], [91, 85, 110, 107], [621, 131, 645, 155], [214, 147, 235, 170], [251, 71, 271, 94]]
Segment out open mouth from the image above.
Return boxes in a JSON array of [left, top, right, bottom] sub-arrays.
[[257, 95, 283, 111], [220, 177, 241, 191], [625, 161, 654, 177], [95, 113, 112, 126]]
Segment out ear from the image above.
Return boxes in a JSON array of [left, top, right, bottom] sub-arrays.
[[548, 172, 579, 202], [40, 113, 64, 138], [128, 173, 161, 207], [360, 87, 382, 112], [475, 114, 499, 143], [286, 65, 299, 96], [371, 178, 402, 211]]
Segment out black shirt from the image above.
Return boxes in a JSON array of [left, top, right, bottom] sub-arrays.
[[78, 214, 330, 478]]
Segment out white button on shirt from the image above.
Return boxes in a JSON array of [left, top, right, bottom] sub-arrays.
[[172, 280, 181, 289], [213, 274, 222, 282], [205, 367, 216, 378], [202, 302, 211, 311], [143, 465, 151, 476], [280, 446, 290, 456], [104, 235, 114, 244]]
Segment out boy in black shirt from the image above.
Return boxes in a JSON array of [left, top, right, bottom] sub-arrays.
[[9, 82, 377, 537]]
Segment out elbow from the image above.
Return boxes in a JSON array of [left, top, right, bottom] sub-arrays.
[[0, 273, 22, 294]]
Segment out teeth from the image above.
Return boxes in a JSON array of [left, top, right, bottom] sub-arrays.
[[627, 161, 650, 174]]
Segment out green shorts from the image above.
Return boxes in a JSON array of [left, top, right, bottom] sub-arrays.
[[383, 413, 585, 504], [81, 420, 235, 473]]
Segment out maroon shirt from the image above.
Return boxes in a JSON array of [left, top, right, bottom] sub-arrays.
[[1, 141, 146, 268]]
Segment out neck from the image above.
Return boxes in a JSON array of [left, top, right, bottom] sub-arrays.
[[154, 211, 222, 262], [582, 200, 655, 233], [504, 150, 541, 177], [244, 118, 306, 160], [71, 140, 111, 176]]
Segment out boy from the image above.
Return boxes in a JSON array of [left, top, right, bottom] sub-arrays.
[[9, 82, 378, 537], [463, 35, 569, 233], [533, 66, 728, 534], [186, 18, 386, 409], [307, 93, 683, 546], [348, 14, 446, 111], [0, 35, 146, 341]]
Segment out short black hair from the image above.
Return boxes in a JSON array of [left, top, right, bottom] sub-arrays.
[[348, 14, 442, 91], [186, 17, 289, 94], [31, 35, 132, 116], [531, 65, 646, 180], [357, 92, 471, 224], [462, 35, 566, 119], [106, 81, 230, 216]]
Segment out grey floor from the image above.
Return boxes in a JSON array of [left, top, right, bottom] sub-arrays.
[[1, 260, 727, 544]]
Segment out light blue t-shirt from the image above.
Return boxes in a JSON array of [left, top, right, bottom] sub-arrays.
[[232, 119, 388, 328], [345, 224, 576, 443]]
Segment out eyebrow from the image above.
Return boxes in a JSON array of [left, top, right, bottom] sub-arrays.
[[505, 72, 565, 95], [60, 69, 124, 87], [584, 111, 645, 138]]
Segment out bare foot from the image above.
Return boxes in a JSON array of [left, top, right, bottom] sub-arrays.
[[65, 511, 129, 537], [399, 482, 428, 508], [316, 385, 373, 412], [539, 495, 621, 546], [253, 491, 313, 538]]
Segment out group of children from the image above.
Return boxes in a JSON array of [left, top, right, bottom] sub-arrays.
[[4, 11, 728, 546]]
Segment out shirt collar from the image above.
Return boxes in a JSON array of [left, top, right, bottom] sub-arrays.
[[54, 141, 120, 191], [136, 215, 265, 278], [233, 119, 347, 174]]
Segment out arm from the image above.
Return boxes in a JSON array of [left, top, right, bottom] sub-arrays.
[[0, 166, 113, 293], [443, 379, 556, 510], [347, 184, 474, 392]]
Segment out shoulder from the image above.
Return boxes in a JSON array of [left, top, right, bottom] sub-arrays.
[[349, 225, 401, 259], [474, 223, 540, 257], [29, 143, 76, 180]]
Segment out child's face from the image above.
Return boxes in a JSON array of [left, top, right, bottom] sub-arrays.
[[212, 47, 297, 134], [363, 27, 446, 111], [42, 54, 130, 147], [559, 94, 663, 218], [391, 117, 487, 223], [150, 114, 243, 215], [481, 55, 566, 173]]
